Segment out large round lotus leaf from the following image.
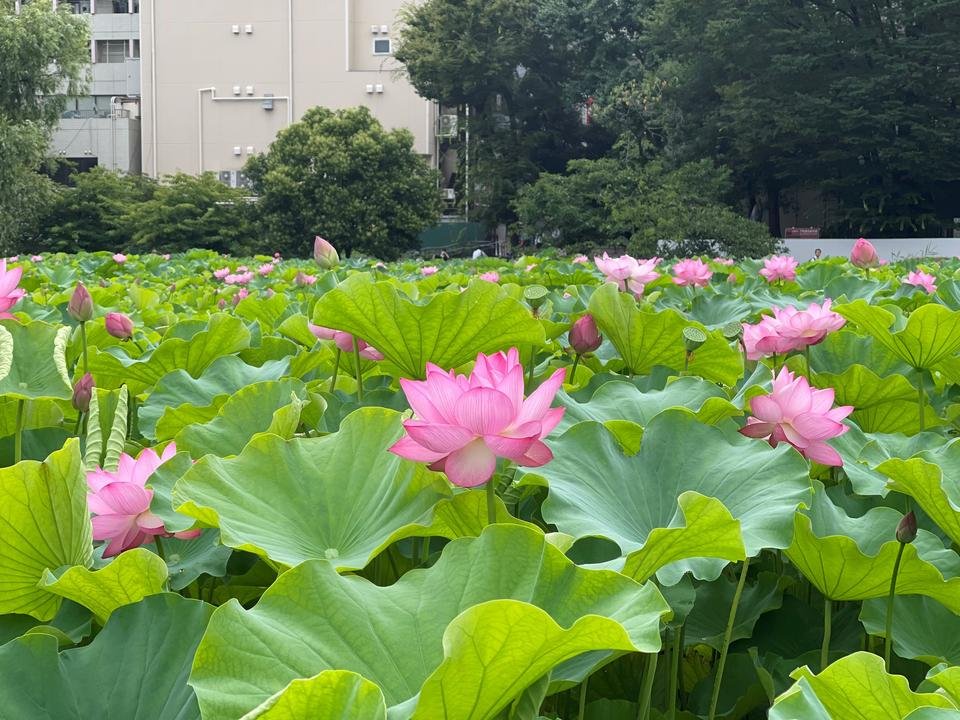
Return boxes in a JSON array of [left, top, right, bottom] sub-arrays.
[[835, 301, 960, 370], [0, 594, 212, 720], [0, 320, 72, 400], [861, 596, 960, 667], [234, 293, 290, 331], [521, 410, 810, 583], [311, 274, 545, 379], [173, 379, 307, 458], [189, 524, 669, 719], [810, 325, 911, 378], [242, 671, 387, 720], [172, 407, 452, 569], [586, 284, 743, 385], [769, 652, 955, 720], [0, 439, 92, 620], [785, 485, 960, 610], [39, 548, 168, 624], [88, 314, 251, 392]]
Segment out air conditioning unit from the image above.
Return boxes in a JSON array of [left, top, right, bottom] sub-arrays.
[[443, 188, 456, 201], [370, 24, 379, 33], [365, 84, 374, 94], [437, 114, 458, 138]]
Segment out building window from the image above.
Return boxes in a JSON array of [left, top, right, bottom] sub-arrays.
[[95, 39, 127, 63], [372, 38, 392, 55], [130, 39, 140, 58]]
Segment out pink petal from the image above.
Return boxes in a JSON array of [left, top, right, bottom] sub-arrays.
[[516, 368, 566, 427], [443, 439, 497, 487], [739, 421, 776, 439], [791, 413, 846, 441], [96, 482, 153, 515], [538, 407, 565, 438], [749, 395, 783, 424], [483, 433, 538, 462], [91, 513, 137, 543], [173, 529, 202, 540], [403, 420, 475, 453], [802, 441, 843, 466], [454, 387, 516, 435], [399, 378, 447, 423], [136, 511, 166, 534], [389, 435, 449, 463], [519, 440, 554, 467]]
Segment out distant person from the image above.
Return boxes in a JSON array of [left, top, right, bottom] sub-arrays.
[[439, 250, 450, 261], [472, 248, 486, 260], [811, 248, 823, 261]]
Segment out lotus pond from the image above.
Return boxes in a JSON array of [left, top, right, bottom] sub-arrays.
[[3, 246, 960, 719]]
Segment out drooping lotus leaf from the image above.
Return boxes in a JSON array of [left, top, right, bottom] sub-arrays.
[[0, 396, 64, 435], [785, 485, 960, 610], [189, 525, 669, 719], [878, 444, 960, 546], [683, 571, 785, 651], [139, 356, 291, 440], [860, 596, 960, 666], [0, 439, 92, 620], [586, 284, 743, 385], [173, 379, 307, 458], [835, 301, 960, 370], [769, 652, 955, 720], [39, 548, 168, 624], [160, 530, 232, 592], [0, 320, 72, 400], [242, 671, 388, 720], [0, 594, 212, 720], [311, 274, 545, 379], [172, 408, 452, 569], [88, 314, 251, 393], [520, 411, 810, 583]]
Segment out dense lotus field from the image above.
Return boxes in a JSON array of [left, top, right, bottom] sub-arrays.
[[4, 240, 960, 719]]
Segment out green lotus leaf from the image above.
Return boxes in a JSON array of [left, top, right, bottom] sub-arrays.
[[904, 709, 960, 720], [769, 651, 955, 720], [243, 671, 387, 720], [520, 411, 810, 583], [140, 356, 291, 440], [189, 525, 669, 719], [683, 571, 785, 651], [878, 447, 960, 546], [685, 293, 752, 329], [174, 379, 307, 458], [39, 548, 168, 624], [277, 314, 321, 348], [148, 451, 201, 534], [785, 486, 960, 610], [88, 314, 251, 393], [235, 293, 289, 331], [860, 596, 960, 666], [160, 530, 232, 592], [0, 320, 72, 401], [0, 594, 212, 719], [0, 396, 65, 435], [0, 600, 91, 647], [172, 408, 451, 569], [814, 365, 939, 434], [587, 284, 743, 385], [311, 274, 545, 379], [835, 301, 960, 370], [928, 666, 960, 708], [810, 325, 911, 378], [0, 439, 92, 620]]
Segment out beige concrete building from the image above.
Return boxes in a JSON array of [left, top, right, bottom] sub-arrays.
[[140, 0, 438, 185]]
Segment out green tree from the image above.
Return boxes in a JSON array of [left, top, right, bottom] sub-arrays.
[[0, 1, 89, 253], [244, 106, 441, 259]]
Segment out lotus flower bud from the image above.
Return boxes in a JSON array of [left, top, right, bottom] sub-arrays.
[[105, 312, 133, 340], [72, 372, 94, 413], [314, 236, 340, 270], [67, 283, 94, 322], [683, 326, 708, 353], [569, 314, 602, 354], [896, 511, 917, 544], [850, 238, 880, 268]]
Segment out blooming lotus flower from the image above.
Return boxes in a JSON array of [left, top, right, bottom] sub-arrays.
[[525, 263, 537, 272], [569, 314, 602, 354], [308, 324, 384, 360], [741, 300, 845, 360], [213, 267, 230, 280], [232, 288, 249, 305], [672, 259, 713, 287], [421, 266, 438, 276], [572, 254, 589, 264], [67, 283, 94, 322], [594, 253, 660, 295], [759, 255, 798, 283], [294, 271, 317, 286], [479, 271, 500, 283], [86, 442, 200, 557], [72, 372, 94, 413], [237, 265, 249, 273], [850, 238, 880, 268], [7, 256, 17, 262], [740, 367, 853, 466], [113, 253, 127, 264], [104, 312, 133, 340], [30, 255, 42, 262], [0, 259, 25, 318], [714, 257, 735, 266], [314, 236, 340, 269], [162, 253, 171, 260], [390, 349, 566, 487], [904, 270, 937, 294], [225, 272, 254, 286], [258, 263, 274, 276]]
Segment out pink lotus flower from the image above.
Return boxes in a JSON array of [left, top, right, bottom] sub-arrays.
[[232, 288, 249, 305], [421, 266, 438, 276], [594, 253, 660, 295], [30, 255, 42, 262], [759, 255, 798, 283], [850, 238, 880, 268], [904, 270, 937, 294], [87, 443, 200, 557], [714, 257, 735, 266], [224, 272, 254, 285], [572, 254, 589, 264], [374, 262, 388, 270], [308, 324, 384, 360], [213, 267, 231, 280], [113, 253, 127, 264], [740, 367, 853, 466], [104, 312, 133, 340], [314, 236, 340, 270], [294, 271, 317, 286], [479, 271, 500, 283], [525, 263, 538, 272], [7, 256, 18, 262], [0, 259, 26, 318], [258, 263, 274, 276], [742, 300, 845, 360], [672, 259, 713, 287], [390, 349, 566, 487], [727, 273, 738, 283], [569, 314, 602, 354], [162, 254, 171, 260]]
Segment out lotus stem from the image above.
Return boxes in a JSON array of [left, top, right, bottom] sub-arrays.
[[884, 541, 907, 670], [79, 321, 89, 375], [917, 371, 925, 432], [485, 478, 497, 526], [637, 651, 658, 720], [708, 557, 751, 720], [668, 624, 683, 719], [578, 676, 588, 720], [420, 536, 430, 566], [821, 597, 832, 670], [353, 339, 364, 401], [571, 353, 582, 385], [14, 398, 24, 464], [330, 347, 341, 393]]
